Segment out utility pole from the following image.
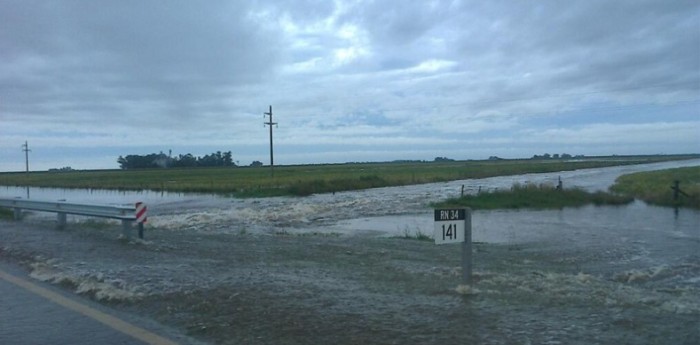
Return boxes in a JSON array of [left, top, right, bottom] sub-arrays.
[[21, 141, 30, 173], [264, 105, 277, 176]]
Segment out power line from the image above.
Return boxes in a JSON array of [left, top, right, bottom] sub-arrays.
[[21, 141, 30, 173], [264, 105, 277, 176]]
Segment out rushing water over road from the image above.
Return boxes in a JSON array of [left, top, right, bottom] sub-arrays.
[[3, 159, 699, 271], [2, 160, 699, 343], [23, 162, 700, 271], [2, 159, 699, 236]]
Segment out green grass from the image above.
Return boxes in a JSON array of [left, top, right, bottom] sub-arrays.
[[610, 166, 700, 209], [0, 155, 696, 197], [433, 183, 633, 210]]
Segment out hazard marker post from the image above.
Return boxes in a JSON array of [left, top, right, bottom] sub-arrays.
[[135, 202, 147, 239], [434, 208, 472, 285]]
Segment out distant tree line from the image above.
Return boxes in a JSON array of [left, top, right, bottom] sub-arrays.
[[531, 153, 584, 160], [48, 166, 74, 172], [117, 151, 235, 169]]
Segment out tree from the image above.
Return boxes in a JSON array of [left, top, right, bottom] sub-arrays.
[[117, 150, 238, 169], [223, 151, 234, 167], [174, 154, 197, 167], [250, 160, 263, 167], [153, 152, 170, 168], [117, 156, 128, 169]]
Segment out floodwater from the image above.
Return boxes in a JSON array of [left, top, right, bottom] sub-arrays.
[[335, 201, 699, 276], [2, 160, 699, 344], [2, 158, 699, 250]]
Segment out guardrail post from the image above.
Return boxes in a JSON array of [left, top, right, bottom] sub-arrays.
[[57, 213, 67, 230], [121, 220, 132, 239]]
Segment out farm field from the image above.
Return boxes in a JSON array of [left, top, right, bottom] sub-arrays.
[[433, 183, 634, 210], [1, 155, 697, 197], [610, 166, 700, 209]]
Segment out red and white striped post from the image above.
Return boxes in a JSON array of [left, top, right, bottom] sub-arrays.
[[135, 202, 147, 239]]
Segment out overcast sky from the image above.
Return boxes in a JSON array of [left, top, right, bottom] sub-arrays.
[[1, 0, 698, 171]]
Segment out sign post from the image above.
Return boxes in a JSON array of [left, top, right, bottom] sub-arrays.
[[434, 208, 472, 285]]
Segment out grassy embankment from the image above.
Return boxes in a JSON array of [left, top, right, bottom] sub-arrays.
[[435, 165, 700, 210], [0, 155, 696, 197], [610, 166, 700, 209], [433, 183, 633, 210]]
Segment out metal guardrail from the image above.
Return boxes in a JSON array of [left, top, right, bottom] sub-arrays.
[[0, 198, 145, 239]]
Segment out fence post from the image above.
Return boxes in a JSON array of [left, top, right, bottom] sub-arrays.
[[673, 180, 680, 201]]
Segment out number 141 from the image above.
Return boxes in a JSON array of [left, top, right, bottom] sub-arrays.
[[441, 223, 458, 240]]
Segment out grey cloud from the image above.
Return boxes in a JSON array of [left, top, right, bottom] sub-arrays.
[[430, 0, 700, 117], [346, 1, 448, 46], [1, 0, 281, 126], [1, 0, 698, 169], [263, 0, 336, 23]]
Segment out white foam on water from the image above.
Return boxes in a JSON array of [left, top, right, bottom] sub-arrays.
[[147, 196, 399, 233], [455, 284, 481, 295], [29, 261, 143, 301], [477, 269, 700, 315], [148, 210, 239, 231], [613, 266, 670, 283], [74, 279, 140, 301]]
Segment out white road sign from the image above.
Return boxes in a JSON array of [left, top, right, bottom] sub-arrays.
[[433, 209, 466, 245]]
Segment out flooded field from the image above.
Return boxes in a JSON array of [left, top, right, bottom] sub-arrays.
[[1, 159, 699, 344]]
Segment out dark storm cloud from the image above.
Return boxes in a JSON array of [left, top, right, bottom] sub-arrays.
[[0, 0, 280, 125]]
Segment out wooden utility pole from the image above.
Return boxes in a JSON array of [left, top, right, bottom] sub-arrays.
[[21, 141, 30, 173], [264, 105, 277, 176]]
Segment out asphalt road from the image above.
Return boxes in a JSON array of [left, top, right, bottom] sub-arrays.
[[0, 261, 190, 345]]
